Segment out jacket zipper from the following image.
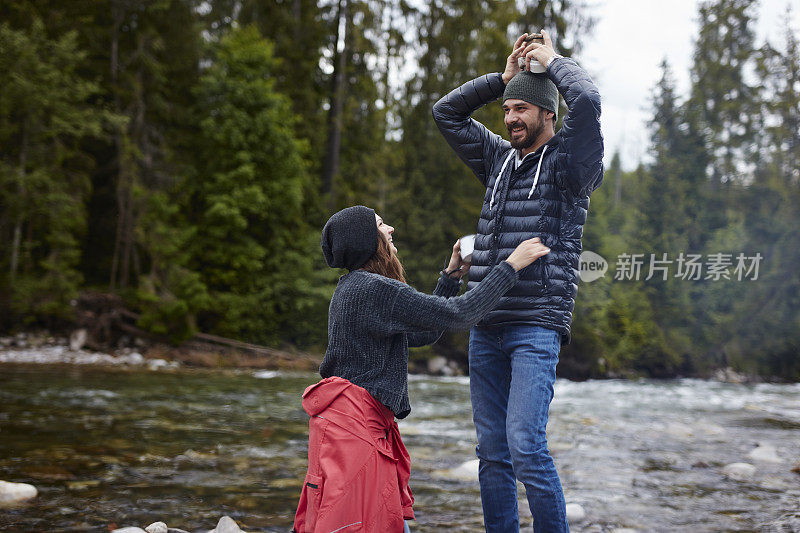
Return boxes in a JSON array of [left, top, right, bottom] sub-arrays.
[[539, 235, 549, 290]]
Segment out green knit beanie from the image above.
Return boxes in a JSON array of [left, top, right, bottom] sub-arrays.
[[503, 71, 559, 118]]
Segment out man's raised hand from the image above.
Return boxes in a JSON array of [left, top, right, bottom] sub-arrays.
[[520, 29, 556, 72], [502, 33, 529, 84]]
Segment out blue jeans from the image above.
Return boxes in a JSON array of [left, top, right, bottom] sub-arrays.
[[469, 324, 568, 533]]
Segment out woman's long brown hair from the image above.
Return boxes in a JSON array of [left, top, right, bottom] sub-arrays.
[[361, 232, 406, 283]]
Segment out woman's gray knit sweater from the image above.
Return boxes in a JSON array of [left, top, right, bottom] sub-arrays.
[[320, 261, 519, 418]]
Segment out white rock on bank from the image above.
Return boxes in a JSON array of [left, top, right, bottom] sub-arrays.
[[69, 328, 88, 351], [126, 352, 144, 364], [566, 503, 586, 523], [0, 480, 37, 505], [111, 528, 147, 533], [147, 359, 179, 370], [427, 356, 448, 374], [747, 443, 782, 463], [722, 462, 756, 481], [714, 367, 748, 383], [214, 516, 245, 533], [145, 522, 168, 533]]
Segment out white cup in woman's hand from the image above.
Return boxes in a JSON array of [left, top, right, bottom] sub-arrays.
[[506, 237, 550, 271], [459, 234, 476, 262]]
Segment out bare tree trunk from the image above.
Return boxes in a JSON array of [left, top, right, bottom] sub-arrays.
[[110, 1, 145, 291], [109, 0, 124, 292], [10, 219, 22, 281], [320, 0, 348, 210], [377, 0, 392, 215], [119, 189, 134, 289], [10, 119, 29, 282], [120, 51, 147, 290], [130, 50, 150, 286], [292, 0, 301, 28]]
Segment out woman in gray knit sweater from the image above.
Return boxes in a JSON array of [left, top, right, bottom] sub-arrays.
[[293, 205, 548, 533]]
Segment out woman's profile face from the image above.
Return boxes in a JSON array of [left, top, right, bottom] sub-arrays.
[[375, 214, 397, 254]]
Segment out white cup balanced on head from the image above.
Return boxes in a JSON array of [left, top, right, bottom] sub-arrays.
[[459, 234, 476, 262]]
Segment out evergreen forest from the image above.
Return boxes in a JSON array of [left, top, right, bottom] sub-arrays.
[[2, 0, 799, 380]]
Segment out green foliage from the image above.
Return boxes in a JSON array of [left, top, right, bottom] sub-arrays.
[[0, 18, 106, 325], [562, 6, 800, 381], [189, 26, 323, 345]]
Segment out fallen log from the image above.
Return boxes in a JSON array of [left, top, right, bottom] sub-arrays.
[[188, 331, 319, 363], [75, 291, 320, 366]]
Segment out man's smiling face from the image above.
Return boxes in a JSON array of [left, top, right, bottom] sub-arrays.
[[503, 99, 548, 151]]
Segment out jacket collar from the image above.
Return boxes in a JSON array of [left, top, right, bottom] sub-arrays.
[[515, 134, 559, 168]]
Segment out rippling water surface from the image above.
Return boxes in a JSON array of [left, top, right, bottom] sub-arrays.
[[1, 364, 799, 532]]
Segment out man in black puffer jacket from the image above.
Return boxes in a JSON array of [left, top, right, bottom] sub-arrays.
[[433, 30, 603, 532]]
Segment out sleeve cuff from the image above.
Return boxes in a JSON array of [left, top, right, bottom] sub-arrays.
[[435, 272, 462, 297], [498, 260, 520, 281], [545, 54, 564, 72]]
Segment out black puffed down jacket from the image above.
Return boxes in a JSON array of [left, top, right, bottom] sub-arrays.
[[432, 58, 604, 344]]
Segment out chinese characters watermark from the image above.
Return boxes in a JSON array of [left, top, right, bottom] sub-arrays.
[[579, 251, 763, 283]]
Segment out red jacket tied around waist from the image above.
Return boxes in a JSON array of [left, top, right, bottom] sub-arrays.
[[293, 376, 414, 533]]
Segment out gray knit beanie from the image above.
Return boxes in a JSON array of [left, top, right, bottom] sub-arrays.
[[321, 206, 378, 270], [503, 71, 559, 117]]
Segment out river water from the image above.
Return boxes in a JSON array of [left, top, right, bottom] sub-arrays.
[[1, 363, 798, 532]]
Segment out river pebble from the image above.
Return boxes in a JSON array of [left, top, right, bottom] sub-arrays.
[[213, 516, 246, 533], [566, 503, 586, 523], [722, 462, 756, 480], [747, 442, 782, 463], [145, 522, 168, 533], [146, 358, 172, 370], [113, 517, 242, 533], [0, 480, 37, 505], [440, 459, 479, 480], [427, 356, 448, 374]]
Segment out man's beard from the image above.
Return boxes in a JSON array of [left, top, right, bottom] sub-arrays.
[[507, 112, 546, 150]]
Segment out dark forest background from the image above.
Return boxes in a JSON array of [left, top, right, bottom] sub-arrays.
[[1, 0, 798, 380]]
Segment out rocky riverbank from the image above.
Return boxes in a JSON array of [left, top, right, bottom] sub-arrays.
[[0, 333, 180, 369], [0, 331, 772, 381], [0, 331, 321, 371]]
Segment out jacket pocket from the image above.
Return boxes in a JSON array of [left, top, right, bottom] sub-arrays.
[[302, 473, 323, 532], [537, 235, 550, 292]]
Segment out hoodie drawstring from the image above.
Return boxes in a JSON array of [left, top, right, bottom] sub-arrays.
[[490, 145, 549, 210], [489, 150, 515, 211], [527, 145, 548, 199]]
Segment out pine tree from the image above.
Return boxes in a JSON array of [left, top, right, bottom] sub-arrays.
[[189, 26, 323, 345], [757, 9, 800, 184], [725, 13, 800, 379], [687, 0, 759, 186], [236, 0, 329, 165], [0, 19, 106, 324]]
